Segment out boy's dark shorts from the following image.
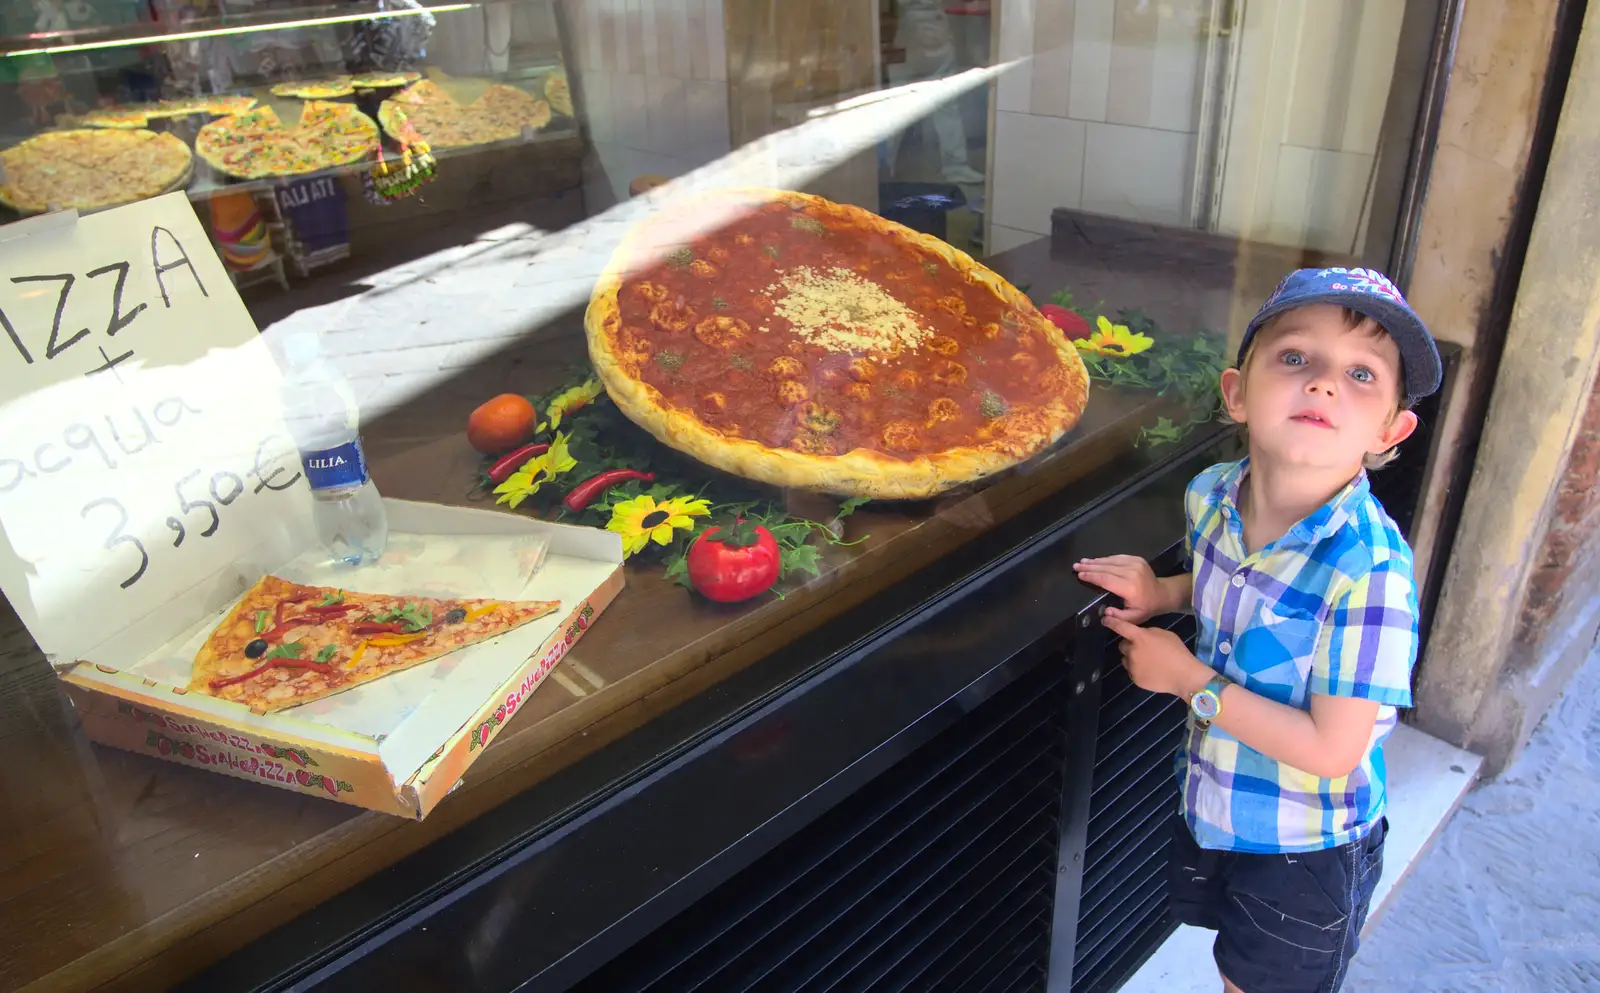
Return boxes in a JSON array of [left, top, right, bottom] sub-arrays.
[[1169, 815, 1387, 993]]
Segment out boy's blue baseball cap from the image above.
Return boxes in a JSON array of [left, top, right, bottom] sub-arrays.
[[1238, 267, 1442, 404]]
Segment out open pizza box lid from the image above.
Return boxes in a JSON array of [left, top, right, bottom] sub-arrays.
[[0, 195, 625, 818]]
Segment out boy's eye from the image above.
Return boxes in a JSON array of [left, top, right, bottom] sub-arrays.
[[1279, 349, 1306, 366], [1350, 367, 1376, 384]]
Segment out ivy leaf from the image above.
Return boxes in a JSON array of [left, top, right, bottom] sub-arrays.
[[780, 543, 823, 579], [663, 554, 693, 588], [836, 496, 870, 520]]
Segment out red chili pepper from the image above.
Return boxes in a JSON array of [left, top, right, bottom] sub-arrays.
[[351, 620, 409, 635], [274, 592, 312, 627], [208, 657, 334, 691], [486, 443, 550, 485], [306, 602, 354, 616], [564, 469, 656, 512]]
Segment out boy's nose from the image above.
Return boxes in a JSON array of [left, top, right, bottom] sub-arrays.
[[1304, 376, 1335, 397]]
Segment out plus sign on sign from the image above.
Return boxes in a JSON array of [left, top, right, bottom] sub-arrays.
[[0, 194, 312, 668]]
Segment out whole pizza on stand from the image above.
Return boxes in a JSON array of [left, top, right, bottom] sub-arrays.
[[377, 79, 551, 149], [0, 129, 193, 213], [195, 101, 379, 179], [584, 189, 1091, 499]]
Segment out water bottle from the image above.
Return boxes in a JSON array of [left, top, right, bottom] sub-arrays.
[[278, 332, 389, 566]]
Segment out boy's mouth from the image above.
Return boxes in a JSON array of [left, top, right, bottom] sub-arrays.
[[1290, 410, 1335, 429]]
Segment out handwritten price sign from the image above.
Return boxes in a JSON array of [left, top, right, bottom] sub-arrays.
[[0, 194, 314, 667]]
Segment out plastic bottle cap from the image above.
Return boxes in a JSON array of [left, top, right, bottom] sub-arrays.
[[283, 331, 322, 368]]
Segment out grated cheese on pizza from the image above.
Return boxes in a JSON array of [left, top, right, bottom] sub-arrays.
[[766, 266, 929, 356]]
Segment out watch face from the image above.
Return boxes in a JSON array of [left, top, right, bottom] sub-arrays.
[[1192, 690, 1220, 720]]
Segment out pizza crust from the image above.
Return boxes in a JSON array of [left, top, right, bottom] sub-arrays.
[[584, 188, 1091, 500]]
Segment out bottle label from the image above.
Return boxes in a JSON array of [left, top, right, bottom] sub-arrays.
[[301, 439, 369, 491]]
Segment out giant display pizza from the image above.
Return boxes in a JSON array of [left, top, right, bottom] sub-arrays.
[[584, 189, 1091, 499]]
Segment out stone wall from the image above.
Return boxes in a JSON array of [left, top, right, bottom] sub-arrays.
[[1413, 0, 1600, 776], [1517, 377, 1600, 647]]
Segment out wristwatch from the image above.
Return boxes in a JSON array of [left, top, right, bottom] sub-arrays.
[[1189, 674, 1232, 728]]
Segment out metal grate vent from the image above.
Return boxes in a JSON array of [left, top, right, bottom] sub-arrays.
[[1071, 615, 1194, 993], [570, 660, 1069, 993]]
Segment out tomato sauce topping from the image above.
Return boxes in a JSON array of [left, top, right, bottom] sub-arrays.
[[612, 199, 1065, 459]]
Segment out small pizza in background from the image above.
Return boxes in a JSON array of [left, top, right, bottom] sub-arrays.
[[352, 71, 422, 89], [196, 101, 378, 179], [271, 77, 356, 99], [584, 189, 1091, 499], [544, 71, 573, 116], [0, 129, 192, 213], [79, 94, 259, 128], [378, 79, 551, 149]]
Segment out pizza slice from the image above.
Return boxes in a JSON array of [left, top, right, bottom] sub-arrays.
[[79, 106, 150, 128], [271, 77, 355, 99], [352, 71, 422, 89], [544, 72, 573, 117], [189, 576, 561, 713]]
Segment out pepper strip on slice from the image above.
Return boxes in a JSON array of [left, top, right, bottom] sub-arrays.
[[465, 604, 498, 622], [209, 657, 335, 691], [274, 592, 313, 627], [352, 620, 410, 635], [365, 632, 429, 647]]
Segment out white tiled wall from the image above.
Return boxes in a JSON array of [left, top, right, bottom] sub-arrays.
[[565, 0, 732, 209], [1208, 0, 1403, 254], [1080, 121, 1197, 227], [990, 111, 1086, 235], [988, 0, 1210, 245], [989, 0, 1406, 255]]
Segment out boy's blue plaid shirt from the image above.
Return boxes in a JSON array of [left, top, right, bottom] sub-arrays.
[[1179, 459, 1419, 853]]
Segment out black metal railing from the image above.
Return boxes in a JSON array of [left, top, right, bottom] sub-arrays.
[[1070, 615, 1193, 993], [569, 659, 1070, 993]]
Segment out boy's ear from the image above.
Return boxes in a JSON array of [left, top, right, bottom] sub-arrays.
[[1374, 408, 1419, 454], [1220, 367, 1246, 424]]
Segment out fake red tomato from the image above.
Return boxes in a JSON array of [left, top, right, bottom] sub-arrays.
[[686, 520, 781, 602]]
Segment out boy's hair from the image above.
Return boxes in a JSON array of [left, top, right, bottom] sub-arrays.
[[1226, 306, 1412, 470]]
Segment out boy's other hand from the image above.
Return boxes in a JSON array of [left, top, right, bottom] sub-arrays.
[[1101, 615, 1211, 699], [1073, 555, 1167, 623]]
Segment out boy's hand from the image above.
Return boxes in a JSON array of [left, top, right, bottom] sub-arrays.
[[1073, 555, 1172, 623], [1101, 615, 1212, 699]]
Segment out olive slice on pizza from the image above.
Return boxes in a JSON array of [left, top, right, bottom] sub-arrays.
[[190, 576, 561, 713], [584, 188, 1091, 499]]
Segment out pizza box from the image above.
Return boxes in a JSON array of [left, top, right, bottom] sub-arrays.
[[0, 195, 624, 818], [57, 501, 624, 819]]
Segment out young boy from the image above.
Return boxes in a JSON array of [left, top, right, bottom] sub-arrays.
[[1074, 268, 1442, 993]]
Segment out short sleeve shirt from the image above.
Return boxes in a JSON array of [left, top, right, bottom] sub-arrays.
[[1179, 459, 1420, 853]]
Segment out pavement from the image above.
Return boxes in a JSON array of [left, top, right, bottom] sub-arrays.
[[1343, 641, 1600, 992]]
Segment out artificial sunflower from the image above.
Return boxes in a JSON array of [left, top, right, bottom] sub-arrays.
[[606, 493, 712, 556], [541, 378, 606, 432], [493, 432, 578, 508], [1074, 316, 1154, 358]]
